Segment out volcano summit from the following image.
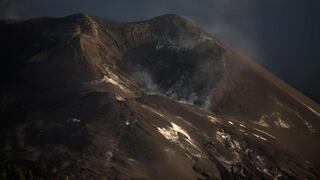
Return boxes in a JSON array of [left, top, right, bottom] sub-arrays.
[[0, 13, 320, 179]]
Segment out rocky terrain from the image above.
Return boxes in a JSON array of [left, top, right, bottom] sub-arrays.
[[0, 13, 320, 179]]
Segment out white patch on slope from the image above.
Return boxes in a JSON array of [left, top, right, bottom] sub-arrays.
[[125, 121, 130, 126], [176, 116, 184, 120], [207, 115, 220, 124], [102, 67, 132, 93], [141, 105, 165, 118], [216, 130, 241, 151], [215, 130, 242, 171], [295, 112, 317, 133], [252, 133, 268, 141], [214, 155, 234, 171], [102, 76, 126, 91], [256, 115, 270, 127], [216, 130, 230, 145], [85, 67, 133, 93], [233, 140, 241, 151], [304, 120, 316, 133], [304, 104, 320, 117], [105, 151, 113, 161], [253, 155, 274, 176], [67, 118, 81, 123], [289, 94, 320, 117], [157, 122, 198, 150], [274, 117, 290, 129], [226, 118, 276, 139], [252, 128, 276, 139], [228, 121, 234, 125], [116, 95, 125, 101], [258, 112, 289, 129]]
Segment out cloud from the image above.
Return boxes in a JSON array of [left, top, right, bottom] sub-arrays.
[[132, 70, 160, 94], [204, 23, 263, 63]]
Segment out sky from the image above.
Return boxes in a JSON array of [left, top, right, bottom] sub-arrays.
[[1, 0, 320, 97]]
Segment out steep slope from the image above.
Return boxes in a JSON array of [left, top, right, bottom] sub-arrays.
[[0, 13, 319, 179]]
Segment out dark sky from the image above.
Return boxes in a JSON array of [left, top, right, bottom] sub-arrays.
[[1, 0, 320, 95]]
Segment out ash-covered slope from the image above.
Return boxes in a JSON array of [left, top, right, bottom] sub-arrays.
[[0, 13, 320, 179]]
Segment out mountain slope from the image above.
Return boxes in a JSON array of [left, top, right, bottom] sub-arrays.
[[0, 13, 319, 179]]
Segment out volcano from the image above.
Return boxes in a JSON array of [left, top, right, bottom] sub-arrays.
[[0, 13, 320, 179]]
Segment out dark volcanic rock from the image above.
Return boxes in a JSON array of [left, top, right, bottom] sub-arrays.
[[0, 12, 320, 179]]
